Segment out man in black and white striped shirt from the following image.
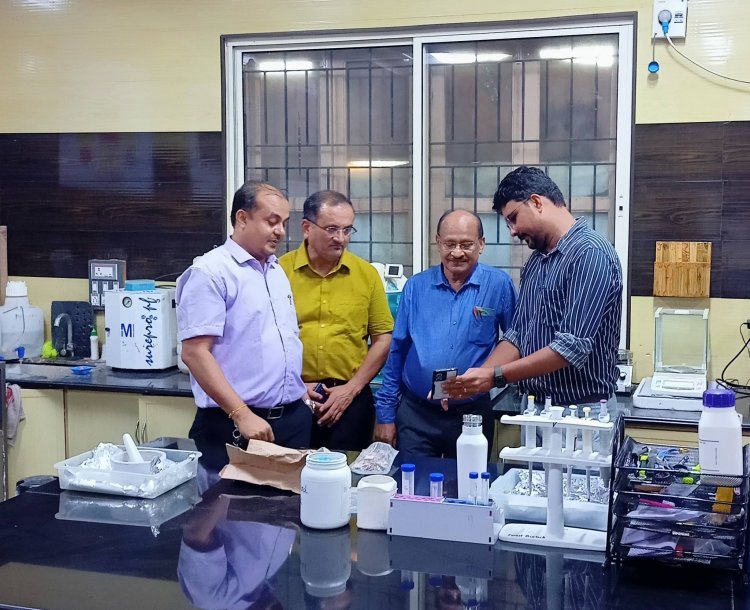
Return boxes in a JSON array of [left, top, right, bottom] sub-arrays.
[[445, 166, 622, 412]]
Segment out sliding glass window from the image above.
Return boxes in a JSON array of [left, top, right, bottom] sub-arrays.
[[223, 19, 633, 342]]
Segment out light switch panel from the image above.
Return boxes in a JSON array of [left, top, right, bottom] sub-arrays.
[[88, 259, 126, 310]]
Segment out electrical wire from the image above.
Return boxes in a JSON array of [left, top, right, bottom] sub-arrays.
[[153, 271, 182, 281], [665, 34, 750, 85], [716, 323, 750, 399]]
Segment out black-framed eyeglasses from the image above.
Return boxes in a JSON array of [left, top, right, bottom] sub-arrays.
[[305, 218, 357, 237]]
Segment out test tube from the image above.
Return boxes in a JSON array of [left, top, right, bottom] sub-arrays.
[[401, 463, 415, 496], [468, 471, 479, 504], [430, 473, 444, 498], [480, 472, 490, 505]]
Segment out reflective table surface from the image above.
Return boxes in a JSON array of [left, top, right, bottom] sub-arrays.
[[0, 443, 747, 610]]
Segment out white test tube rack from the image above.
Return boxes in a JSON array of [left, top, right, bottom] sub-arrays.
[[497, 410, 614, 551]]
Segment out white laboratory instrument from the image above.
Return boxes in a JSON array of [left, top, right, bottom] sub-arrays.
[[370, 261, 407, 292], [496, 409, 614, 551], [634, 308, 709, 411], [104, 285, 177, 370], [0, 281, 44, 360]]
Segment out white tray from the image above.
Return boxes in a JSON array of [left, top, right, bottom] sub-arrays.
[[54, 446, 201, 499]]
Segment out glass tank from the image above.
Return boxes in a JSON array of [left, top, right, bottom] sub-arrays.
[[653, 308, 709, 374]]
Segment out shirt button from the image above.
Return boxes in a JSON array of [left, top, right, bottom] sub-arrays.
[[321, 323, 325, 327], [450, 344, 454, 349], [319, 346, 323, 349], [452, 321, 457, 325], [322, 300, 327, 303]]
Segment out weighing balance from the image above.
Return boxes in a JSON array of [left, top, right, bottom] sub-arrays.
[[633, 308, 709, 411]]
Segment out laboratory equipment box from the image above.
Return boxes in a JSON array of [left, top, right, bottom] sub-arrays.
[[606, 425, 750, 573], [54, 446, 201, 499]]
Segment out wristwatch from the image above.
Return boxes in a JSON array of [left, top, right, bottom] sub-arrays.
[[493, 366, 507, 388]]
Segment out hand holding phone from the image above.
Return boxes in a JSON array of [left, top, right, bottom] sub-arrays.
[[432, 368, 458, 400], [313, 382, 328, 398]]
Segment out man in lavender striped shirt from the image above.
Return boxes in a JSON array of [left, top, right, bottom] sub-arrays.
[[177, 181, 311, 468], [446, 166, 622, 414]]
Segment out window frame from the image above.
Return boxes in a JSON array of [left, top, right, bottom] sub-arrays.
[[222, 16, 634, 348]]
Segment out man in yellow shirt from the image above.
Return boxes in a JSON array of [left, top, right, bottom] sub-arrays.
[[280, 190, 394, 450]]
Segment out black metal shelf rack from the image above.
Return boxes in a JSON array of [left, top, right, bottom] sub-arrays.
[[605, 418, 750, 574]]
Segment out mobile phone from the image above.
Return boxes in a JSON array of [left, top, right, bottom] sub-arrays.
[[313, 382, 328, 398], [432, 368, 458, 400]]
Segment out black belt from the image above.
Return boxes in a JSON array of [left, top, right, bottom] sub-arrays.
[[315, 378, 347, 387], [248, 399, 302, 421], [402, 386, 489, 415]]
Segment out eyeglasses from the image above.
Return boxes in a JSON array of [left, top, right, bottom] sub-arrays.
[[305, 219, 357, 237], [438, 240, 479, 253], [503, 198, 530, 230]]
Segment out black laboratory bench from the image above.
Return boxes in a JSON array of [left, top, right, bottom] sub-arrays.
[[493, 385, 750, 433], [0, 444, 748, 610], [5, 363, 742, 433], [3, 361, 193, 397]]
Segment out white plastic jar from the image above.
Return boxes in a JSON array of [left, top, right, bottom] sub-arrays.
[[699, 386, 743, 477], [300, 451, 351, 529]]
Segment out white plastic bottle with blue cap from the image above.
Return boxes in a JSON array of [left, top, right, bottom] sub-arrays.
[[699, 386, 743, 477]]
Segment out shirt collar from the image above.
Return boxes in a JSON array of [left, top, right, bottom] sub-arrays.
[[547, 217, 587, 256], [225, 236, 278, 268], [291, 241, 351, 274], [432, 262, 482, 287]]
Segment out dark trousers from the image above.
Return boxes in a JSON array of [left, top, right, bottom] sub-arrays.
[[310, 385, 375, 451], [189, 401, 313, 471], [396, 389, 494, 459]]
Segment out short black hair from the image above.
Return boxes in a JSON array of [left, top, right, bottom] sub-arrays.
[[230, 180, 283, 226], [436, 209, 484, 239], [302, 190, 353, 222], [492, 166, 566, 212]]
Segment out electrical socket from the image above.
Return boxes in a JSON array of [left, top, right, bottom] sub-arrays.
[[653, 0, 688, 39]]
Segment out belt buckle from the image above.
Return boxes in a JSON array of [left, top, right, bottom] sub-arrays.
[[267, 405, 284, 420]]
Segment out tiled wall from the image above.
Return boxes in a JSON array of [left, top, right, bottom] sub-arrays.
[[631, 121, 750, 299], [0, 132, 224, 279], [2, 122, 749, 301]]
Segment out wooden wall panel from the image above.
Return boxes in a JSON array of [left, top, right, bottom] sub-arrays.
[[0, 132, 224, 280], [631, 121, 750, 299]]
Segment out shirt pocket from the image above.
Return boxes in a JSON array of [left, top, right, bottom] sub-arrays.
[[468, 315, 498, 346], [271, 293, 298, 334], [541, 287, 565, 329], [330, 297, 369, 336]]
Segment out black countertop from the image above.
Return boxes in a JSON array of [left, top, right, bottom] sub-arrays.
[[0, 442, 748, 610], [493, 385, 750, 431], [4, 361, 193, 397]]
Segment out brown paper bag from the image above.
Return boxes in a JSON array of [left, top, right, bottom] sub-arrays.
[[220, 440, 324, 494]]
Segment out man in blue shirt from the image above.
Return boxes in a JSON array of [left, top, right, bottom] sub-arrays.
[[374, 209, 517, 456], [445, 166, 622, 412]]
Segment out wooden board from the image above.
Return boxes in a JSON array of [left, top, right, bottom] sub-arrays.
[[653, 241, 711, 297]]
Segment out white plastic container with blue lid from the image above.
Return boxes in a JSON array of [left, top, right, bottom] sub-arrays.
[[300, 451, 351, 529], [699, 386, 743, 478]]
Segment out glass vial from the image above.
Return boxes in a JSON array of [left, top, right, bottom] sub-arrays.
[[468, 471, 479, 504], [401, 463, 415, 496], [429, 473, 444, 498], [480, 472, 490, 505]]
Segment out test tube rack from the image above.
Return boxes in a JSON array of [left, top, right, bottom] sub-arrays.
[[387, 494, 500, 545], [497, 411, 614, 551]]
